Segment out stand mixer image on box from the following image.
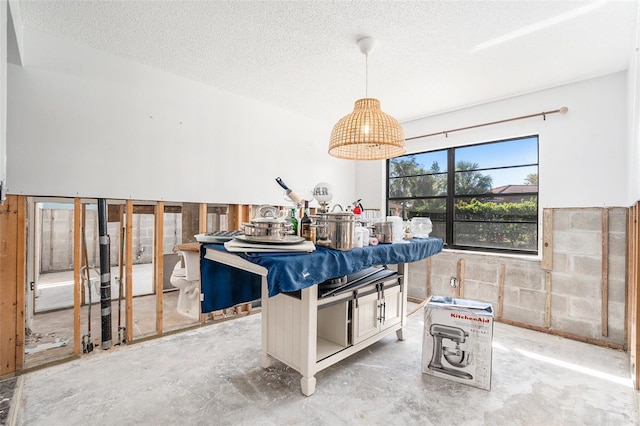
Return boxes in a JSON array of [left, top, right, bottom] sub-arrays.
[[422, 296, 494, 390], [427, 323, 474, 380]]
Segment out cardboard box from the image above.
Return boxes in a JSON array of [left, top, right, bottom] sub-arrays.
[[421, 296, 494, 390]]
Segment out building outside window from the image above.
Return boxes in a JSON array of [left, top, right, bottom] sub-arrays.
[[387, 135, 539, 254]]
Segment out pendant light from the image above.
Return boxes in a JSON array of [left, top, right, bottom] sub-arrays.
[[328, 37, 406, 161]]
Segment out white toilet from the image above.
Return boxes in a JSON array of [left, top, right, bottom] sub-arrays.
[[169, 249, 201, 321]]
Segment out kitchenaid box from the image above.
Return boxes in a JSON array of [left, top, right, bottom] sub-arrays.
[[422, 296, 494, 391]]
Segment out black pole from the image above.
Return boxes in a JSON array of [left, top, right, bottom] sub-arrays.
[[97, 199, 112, 350]]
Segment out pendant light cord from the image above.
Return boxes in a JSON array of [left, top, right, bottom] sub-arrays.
[[365, 53, 368, 98]]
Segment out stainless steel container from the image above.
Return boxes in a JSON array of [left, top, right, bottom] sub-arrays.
[[315, 212, 356, 251], [372, 221, 394, 244], [241, 205, 292, 241], [241, 220, 292, 241]]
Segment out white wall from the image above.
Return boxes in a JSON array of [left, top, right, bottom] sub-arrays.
[[1, 0, 7, 201], [629, 3, 640, 204], [358, 72, 630, 210], [6, 28, 355, 206]]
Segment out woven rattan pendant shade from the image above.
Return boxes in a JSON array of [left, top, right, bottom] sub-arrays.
[[329, 98, 406, 160]]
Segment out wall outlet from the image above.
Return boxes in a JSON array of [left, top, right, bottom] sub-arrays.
[[449, 277, 457, 287]]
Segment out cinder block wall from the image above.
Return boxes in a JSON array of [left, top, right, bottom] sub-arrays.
[[406, 207, 627, 345]]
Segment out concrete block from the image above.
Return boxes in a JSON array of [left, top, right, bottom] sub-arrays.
[[608, 233, 627, 257], [464, 261, 498, 283], [607, 300, 625, 327], [570, 209, 602, 231], [505, 266, 544, 290], [607, 279, 626, 303], [553, 231, 601, 256], [550, 293, 569, 312], [608, 208, 628, 232], [551, 273, 600, 298], [502, 305, 545, 327], [461, 279, 479, 300], [552, 253, 570, 273], [571, 255, 603, 276], [569, 297, 601, 320], [553, 209, 570, 231], [608, 255, 626, 281], [551, 315, 598, 338], [476, 282, 499, 306], [502, 287, 519, 307], [519, 288, 547, 310]]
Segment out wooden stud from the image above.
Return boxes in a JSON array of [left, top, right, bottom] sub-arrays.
[[125, 200, 134, 343], [601, 208, 609, 337], [497, 264, 505, 319], [541, 209, 553, 270], [456, 259, 465, 299], [15, 196, 26, 371], [0, 196, 25, 375], [228, 204, 252, 230], [545, 270, 552, 328], [155, 201, 165, 334], [199, 203, 208, 234], [73, 199, 82, 355]]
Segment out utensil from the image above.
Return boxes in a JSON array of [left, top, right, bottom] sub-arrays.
[[275, 177, 304, 204]]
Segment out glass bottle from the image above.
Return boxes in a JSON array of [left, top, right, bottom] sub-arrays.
[[301, 201, 312, 241], [289, 208, 298, 235]]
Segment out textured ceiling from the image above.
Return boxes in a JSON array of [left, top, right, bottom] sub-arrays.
[[15, 0, 639, 123]]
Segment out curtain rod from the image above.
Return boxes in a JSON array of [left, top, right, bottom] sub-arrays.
[[405, 106, 569, 141]]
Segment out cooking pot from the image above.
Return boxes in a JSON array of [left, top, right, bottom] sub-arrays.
[[372, 221, 394, 244], [313, 211, 355, 251], [242, 205, 292, 241]]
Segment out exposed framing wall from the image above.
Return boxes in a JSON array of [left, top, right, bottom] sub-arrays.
[[0, 197, 256, 375], [407, 207, 628, 349]]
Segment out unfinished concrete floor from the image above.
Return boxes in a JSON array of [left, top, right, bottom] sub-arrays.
[[9, 304, 638, 426]]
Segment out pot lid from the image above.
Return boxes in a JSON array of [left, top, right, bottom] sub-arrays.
[[252, 205, 286, 223]]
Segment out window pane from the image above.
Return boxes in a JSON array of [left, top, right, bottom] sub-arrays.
[[389, 151, 447, 178], [389, 174, 447, 197], [455, 136, 538, 170], [454, 222, 537, 251], [388, 198, 446, 222], [455, 195, 537, 222]]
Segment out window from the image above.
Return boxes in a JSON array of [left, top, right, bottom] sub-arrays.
[[387, 135, 538, 254]]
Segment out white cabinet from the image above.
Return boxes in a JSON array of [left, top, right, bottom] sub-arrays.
[[352, 283, 402, 344], [261, 267, 408, 396]]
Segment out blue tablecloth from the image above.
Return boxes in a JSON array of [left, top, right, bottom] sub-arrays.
[[200, 238, 444, 312]]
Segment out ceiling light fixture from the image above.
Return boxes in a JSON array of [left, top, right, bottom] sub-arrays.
[[328, 37, 406, 161]]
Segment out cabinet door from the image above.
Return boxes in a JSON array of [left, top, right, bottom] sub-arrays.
[[380, 285, 402, 332], [352, 292, 380, 344]]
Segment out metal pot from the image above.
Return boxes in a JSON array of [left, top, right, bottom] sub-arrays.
[[372, 221, 394, 244], [313, 211, 355, 251], [242, 205, 292, 241]]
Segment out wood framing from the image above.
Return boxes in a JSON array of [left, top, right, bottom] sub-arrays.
[[541, 208, 553, 271], [228, 204, 251, 230], [456, 259, 465, 299], [628, 202, 640, 389], [125, 200, 134, 343], [0, 195, 26, 376], [497, 264, 505, 319], [73, 199, 81, 355], [602, 208, 609, 337], [199, 203, 207, 233], [155, 201, 165, 334]]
